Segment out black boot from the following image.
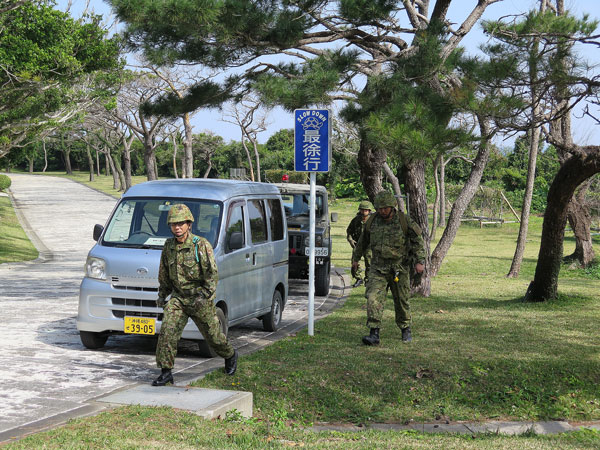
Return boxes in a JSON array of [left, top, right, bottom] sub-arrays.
[[362, 328, 380, 346], [401, 327, 412, 343], [152, 368, 173, 386], [225, 350, 238, 376]]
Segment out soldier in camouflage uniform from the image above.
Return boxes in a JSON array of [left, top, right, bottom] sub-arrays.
[[346, 200, 373, 288], [352, 191, 425, 345], [152, 204, 237, 386]]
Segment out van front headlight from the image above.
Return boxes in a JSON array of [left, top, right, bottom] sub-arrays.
[[85, 257, 106, 280], [304, 235, 323, 247]]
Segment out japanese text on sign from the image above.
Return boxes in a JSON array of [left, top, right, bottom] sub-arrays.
[[294, 109, 331, 172]]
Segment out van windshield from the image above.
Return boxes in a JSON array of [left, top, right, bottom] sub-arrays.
[[102, 198, 222, 248], [280, 193, 324, 219]]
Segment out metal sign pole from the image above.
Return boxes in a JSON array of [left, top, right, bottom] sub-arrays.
[[308, 172, 316, 336], [293, 108, 330, 338]]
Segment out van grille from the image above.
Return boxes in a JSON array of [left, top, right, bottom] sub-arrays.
[[112, 309, 163, 320], [112, 298, 157, 308], [112, 284, 158, 292], [111, 297, 163, 320]]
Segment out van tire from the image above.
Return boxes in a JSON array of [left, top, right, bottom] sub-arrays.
[[198, 306, 228, 358], [80, 331, 108, 349], [315, 263, 330, 297], [262, 290, 283, 332]]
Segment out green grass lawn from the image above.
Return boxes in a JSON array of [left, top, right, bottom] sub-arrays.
[[0, 195, 38, 263], [4, 177, 600, 449]]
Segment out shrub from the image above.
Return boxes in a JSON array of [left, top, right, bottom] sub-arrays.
[[0, 174, 11, 191]]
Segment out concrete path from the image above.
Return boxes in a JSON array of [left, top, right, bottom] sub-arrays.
[[0, 174, 350, 443]]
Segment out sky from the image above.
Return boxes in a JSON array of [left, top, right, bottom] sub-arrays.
[[58, 0, 599, 148]]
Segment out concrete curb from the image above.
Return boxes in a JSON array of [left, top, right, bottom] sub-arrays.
[[308, 419, 600, 436], [5, 187, 53, 264]]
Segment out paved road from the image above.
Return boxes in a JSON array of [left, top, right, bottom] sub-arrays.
[[0, 174, 348, 437]]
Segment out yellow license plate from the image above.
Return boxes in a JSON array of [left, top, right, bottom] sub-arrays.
[[124, 316, 156, 335]]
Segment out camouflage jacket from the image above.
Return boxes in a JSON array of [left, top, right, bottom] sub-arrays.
[[352, 210, 425, 270], [346, 213, 371, 247], [158, 233, 218, 301]]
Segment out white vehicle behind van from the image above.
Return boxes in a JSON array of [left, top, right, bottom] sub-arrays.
[[77, 179, 288, 356]]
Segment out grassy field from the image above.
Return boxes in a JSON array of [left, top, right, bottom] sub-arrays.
[[4, 174, 600, 448], [0, 195, 38, 264]]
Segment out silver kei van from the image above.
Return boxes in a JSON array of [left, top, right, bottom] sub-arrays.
[[77, 179, 288, 356]]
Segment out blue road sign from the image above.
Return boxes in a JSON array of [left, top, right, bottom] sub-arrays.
[[294, 109, 331, 172]]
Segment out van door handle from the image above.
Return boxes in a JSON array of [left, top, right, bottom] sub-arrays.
[[253, 252, 257, 265]]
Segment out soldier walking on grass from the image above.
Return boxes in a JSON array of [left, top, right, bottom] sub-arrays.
[[346, 200, 373, 288], [152, 204, 238, 386], [351, 191, 425, 345]]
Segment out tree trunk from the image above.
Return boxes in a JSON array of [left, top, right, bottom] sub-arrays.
[[86, 142, 95, 182], [42, 140, 48, 173], [105, 152, 110, 177], [430, 120, 492, 276], [431, 154, 442, 240], [404, 159, 431, 297], [27, 157, 34, 173], [241, 136, 255, 181], [144, 139, 158, 181], [122, 137, 133, 191], [358, 139, 385, 202], [107, 150, 121, 190], [383, 162, 405, 212], [565, 178, 595, 266], [525, 152, 600, 302], [252, 139, 261, 182], [63, 149, 73, 175], [182, 113, 194, 178], [439, 157, 447, 227], [507, 126, 540, 278], [171, 133, 179, 178]]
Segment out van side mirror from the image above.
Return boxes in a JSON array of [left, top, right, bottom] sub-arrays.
[[228, 231, 244, 250], [93, 224, 104, 241], [330, 212, 338, 223]]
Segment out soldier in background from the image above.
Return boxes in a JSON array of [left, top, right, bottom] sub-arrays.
[[152, 204, 238, 386], [346, 200, 373, 288], [351, 191, 425, 345]]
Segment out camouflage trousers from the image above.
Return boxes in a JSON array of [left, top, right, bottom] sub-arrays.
[[364, 265, 411, 330], [156, 295, 234, 369], [351, 250, 372, 283]]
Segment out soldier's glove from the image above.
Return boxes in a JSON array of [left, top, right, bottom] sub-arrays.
[[156, 297, 166, 308]]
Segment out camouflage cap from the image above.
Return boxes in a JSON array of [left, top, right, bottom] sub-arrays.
[[373, 191, 397, 209], [167, 204, 194, 223], [358, 200, 373, 210]]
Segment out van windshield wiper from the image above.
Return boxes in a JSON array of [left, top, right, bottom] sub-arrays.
[[108, 243, 159, 249]]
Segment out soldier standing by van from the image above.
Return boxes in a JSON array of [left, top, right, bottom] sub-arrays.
[[152, 204, 238, 386], [351, 191, 425, 346], [346, 201, 373, 288]]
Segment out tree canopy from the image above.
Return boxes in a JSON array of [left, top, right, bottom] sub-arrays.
[[0, 0, 122, 157]]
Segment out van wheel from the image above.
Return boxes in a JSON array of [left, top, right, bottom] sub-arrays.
[[80, 331, 108, 349], [315, 263, 330, 297], [262, 290, 283, 332], [198, 307, 228, 358]]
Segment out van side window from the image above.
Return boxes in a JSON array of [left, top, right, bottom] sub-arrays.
[[225, 202, 245, 253], [248, 200, 267, 244], [268, 199, 284, 241]]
